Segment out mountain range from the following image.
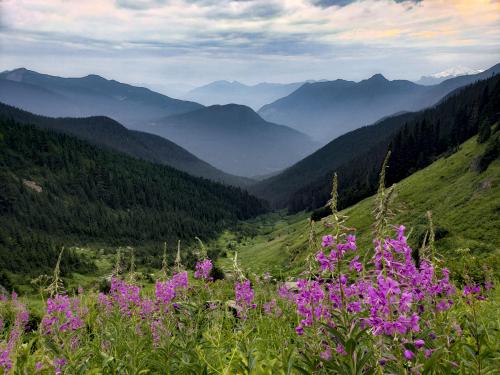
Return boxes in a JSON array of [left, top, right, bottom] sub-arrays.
[[0, 68, 318, 178], [252, 71, 500, 211], [147, 104, 318, 177], [0, 102, 251, 187], [258, 63, 500, 141], [0, 68, 202, 128], [184, 80, 307, 110]]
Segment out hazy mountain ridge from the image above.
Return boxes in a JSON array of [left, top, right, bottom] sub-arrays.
[[258, 63, 500, 141], [147, 104, 319, 177], [252, 72, 500, 211], [184, 80, 307, 110], [0, 68, 203, 127], [0, 102, 251, 187]]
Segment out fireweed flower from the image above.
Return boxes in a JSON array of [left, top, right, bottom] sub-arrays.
[[404, 349, 414, 360], [263, 299, 282, 317], [294, 279, 329, 332], [0, 297, 29, 371], [41, 294, 83, 335], [349, 256, 363, 272], [97, 292, 113, 313], [336, 344, 347, 356], [109, 278, 142, 316], [322, 235, 334, 248], [172, 272, 189, 289], [155, 272, 189, 313], [234, 280, 256, 319], [320, 345, 332, 360], [194, 259, 213, 280], [288, 225, 456, 362], [54, 357, 66, 375], [415, 339, 425, 349]]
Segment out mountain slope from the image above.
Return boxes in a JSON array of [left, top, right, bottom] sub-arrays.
[[184, 80, 305, 110], [0, 68, 203, 128], [0, 102, 251, 186], [0, 117, 267, 275], [147, 104, 319, 177], [252, 72, 500, 210], [220, 135, 499, 278], [258, 63, 500, 141]]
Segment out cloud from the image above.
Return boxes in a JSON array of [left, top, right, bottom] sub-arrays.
[[312, 0, 422, 7], [0, 0, 498, 85], [312, 0, 357, 7], [115, 0, 168, 10]]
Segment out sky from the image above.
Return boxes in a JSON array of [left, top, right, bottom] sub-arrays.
[[0, 0, 499, 94]]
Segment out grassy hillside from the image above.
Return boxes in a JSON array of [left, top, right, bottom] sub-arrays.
[[218, 135, 500, 279]]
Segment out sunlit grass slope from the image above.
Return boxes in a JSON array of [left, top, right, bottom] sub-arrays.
[[218, 135, 499, 277]]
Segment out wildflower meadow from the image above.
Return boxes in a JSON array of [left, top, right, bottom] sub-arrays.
[[0, 175, 498, 374]]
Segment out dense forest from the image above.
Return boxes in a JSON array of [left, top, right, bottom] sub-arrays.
[[289, 74, 500, 214], [0, 119, 267, 275]]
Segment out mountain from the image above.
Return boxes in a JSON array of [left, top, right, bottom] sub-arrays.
[[227, 134, 499, 279], [0, 117, 267, 275], [147, 104, 319, 177], [258, 63, 500, 141], [0, 102, 251, 187], [251, 72, 500, 211], [0, 68, 203, 128], [184, 80, 306, 110], [416, 66, 484, 85]]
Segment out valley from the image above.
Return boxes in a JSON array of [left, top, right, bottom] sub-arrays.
[[0, 15, 499, 370]]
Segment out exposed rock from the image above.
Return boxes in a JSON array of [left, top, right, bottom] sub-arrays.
[[22, 179, 42, 193]]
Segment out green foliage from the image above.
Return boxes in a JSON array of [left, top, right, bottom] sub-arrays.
[[478, 129, 500, 172], [478, 119, 492, 144], [0, 118, 267, 276]]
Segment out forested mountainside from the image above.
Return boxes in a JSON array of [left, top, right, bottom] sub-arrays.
[[147, 104, 318, 177], [0, 68, 203, 127], [258, 63, 500, 141], [252, 73, 500, 213], [0, 103, 251, 187], [0, 119, 267, 276]]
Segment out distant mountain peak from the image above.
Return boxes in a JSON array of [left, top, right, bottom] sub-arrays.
[[1, 67, 31, 82], [174, 103, 265, 124], [366, 73, 389, 82], [430, 66, 483, 79], [416, 66, 485, 85], [82, 73, 106, 81]]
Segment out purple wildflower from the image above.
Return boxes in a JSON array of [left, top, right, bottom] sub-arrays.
[[194, 259, 213, 280], [235, 280, 255, 319]]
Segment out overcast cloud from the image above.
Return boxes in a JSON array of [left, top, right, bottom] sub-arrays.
[[0, 0, 499, 92]]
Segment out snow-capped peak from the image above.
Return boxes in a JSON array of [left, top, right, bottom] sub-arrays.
[[429, 66, 483, 79]]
